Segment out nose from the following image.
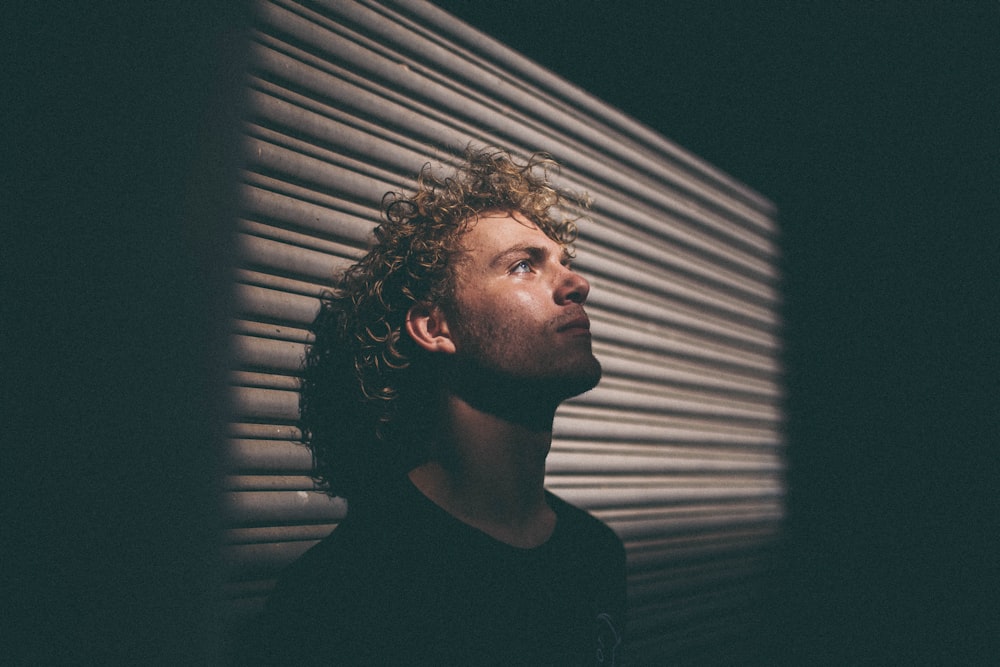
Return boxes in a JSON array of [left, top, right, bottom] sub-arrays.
[[555, 265, 591, 305]]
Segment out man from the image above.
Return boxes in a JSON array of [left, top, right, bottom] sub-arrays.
[[245, 147, 627, 665]]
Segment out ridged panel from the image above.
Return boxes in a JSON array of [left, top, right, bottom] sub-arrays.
[[225, 1, 785, 662]]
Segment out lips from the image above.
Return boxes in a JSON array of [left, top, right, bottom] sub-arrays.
[[556, 313, 591, 334]]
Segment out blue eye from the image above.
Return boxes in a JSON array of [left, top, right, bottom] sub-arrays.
[[511, 260, 532, 274]]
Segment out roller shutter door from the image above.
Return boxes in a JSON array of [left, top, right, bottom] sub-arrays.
[[223, 1, 785, 663]]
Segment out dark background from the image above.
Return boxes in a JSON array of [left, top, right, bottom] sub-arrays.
[[9, 1, 997, 664]]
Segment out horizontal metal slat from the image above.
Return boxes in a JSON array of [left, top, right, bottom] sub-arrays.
[[606, 507, 784, 543], [623, 529, 781, 571], [584, 280, 777, 351], [580, 183, 778, 281], [233, 283, 318, 326], [388, 0, 777, 221], [589, 314, 781, 377], [554, 405, 781, 447], [225, 523, 336, 545], [239, 177, 377, 243], [225, 475, 317, 492], [545, 449, 782, 476], [245, 39, 477, 163], [227, 438, 312, 472], [234, 268, 329, 299], [237, 218, 367, 260], [247, 44, 779, 302], [249, 9, 500, 151], [580, 254, 779, 339], [244, 84, 437, 185], [230, 385, 300, 422], [230, 371, 299, 391], [579, 215, 779, 308], [549, 483, 783, 511], [243, 136, 392, 207], [550, 437, 782, 458], [591, 343, 782, 400], [574, 379, 781, 425], [231, 320, 312, 348], [237, 232, 347, 285], [223, 489, 347, 525], [608, 515, 779, 548], [306, 0, 779, 253], [257, 3, 778, 276], [231, 335, 306, 375], [228, 422, 302, 440]]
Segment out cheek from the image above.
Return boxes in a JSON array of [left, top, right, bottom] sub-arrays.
[[512, 290, 541, 309], [455, 283, 547, 329], [488, 291, 545, 327]]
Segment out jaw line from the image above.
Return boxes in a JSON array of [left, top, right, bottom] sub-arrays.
[[443, 355, 602, 430]]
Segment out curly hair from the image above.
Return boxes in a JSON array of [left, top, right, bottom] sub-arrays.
[[299, 146, 589, 500]]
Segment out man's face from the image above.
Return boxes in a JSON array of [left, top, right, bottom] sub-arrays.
[[444, 211, 601, 404]]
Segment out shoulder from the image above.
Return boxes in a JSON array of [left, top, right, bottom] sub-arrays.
[[546, 491, 626, 575], [241, 491, 414, 665], [269, 487, 413, 603], [262, 516, 370, 618], [266, 476, 442, 606], [547, 491, 623, 547]]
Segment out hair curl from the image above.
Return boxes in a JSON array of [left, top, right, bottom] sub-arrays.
[[299, 146, 589, 500]]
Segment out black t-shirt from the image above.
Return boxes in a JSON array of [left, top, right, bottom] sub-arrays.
[[241, 476, 627, 666]]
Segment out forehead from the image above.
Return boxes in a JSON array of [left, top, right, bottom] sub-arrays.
[[458, 210, 559, 256]]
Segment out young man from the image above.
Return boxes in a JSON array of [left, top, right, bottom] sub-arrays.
[[246, 147, 627, 665]]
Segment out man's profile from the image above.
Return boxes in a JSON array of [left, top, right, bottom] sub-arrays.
[[243, 147, 627, 665]]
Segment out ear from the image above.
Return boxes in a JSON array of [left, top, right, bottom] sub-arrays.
[[405, 302, 456, 354]]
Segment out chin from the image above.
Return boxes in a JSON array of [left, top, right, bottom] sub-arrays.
[[558, 357, 603, 399]]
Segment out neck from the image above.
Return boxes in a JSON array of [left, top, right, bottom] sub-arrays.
[[408, 393, 558, 548]]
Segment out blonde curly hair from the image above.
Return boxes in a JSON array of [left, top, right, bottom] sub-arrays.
[[300, 146, 588, 499]]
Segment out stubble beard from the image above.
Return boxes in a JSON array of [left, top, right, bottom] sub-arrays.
[[446, 311, 602, 420]]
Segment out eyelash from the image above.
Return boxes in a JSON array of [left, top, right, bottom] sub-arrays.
[[510, 258, 573, 274]]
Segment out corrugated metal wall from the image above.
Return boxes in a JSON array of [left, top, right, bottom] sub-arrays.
[[223, 1, 785, 662]]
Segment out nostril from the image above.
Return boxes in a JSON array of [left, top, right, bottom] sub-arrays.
[[559, 271, 590, 305]]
